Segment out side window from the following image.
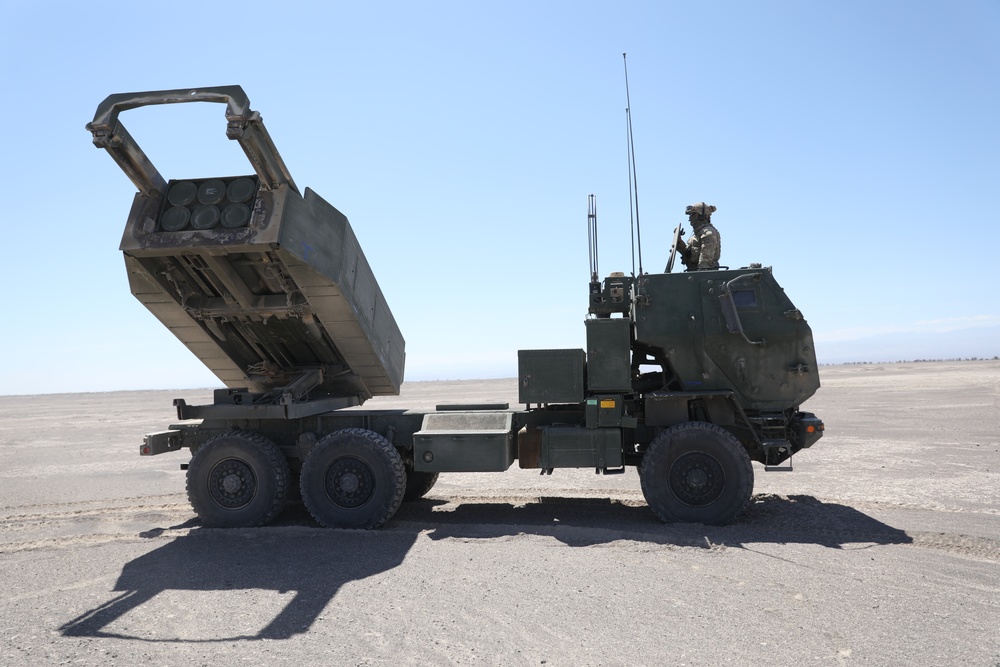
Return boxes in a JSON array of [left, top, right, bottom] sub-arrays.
[[733, 289, 758, 308]]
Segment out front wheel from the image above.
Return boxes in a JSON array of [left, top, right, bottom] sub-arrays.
[[640, 422, 753, 525], [300, 428, 405, 529]]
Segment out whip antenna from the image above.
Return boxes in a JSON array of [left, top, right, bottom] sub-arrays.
[[623, 52, 643, 277], [588, 193, 599, 285], [626, 105, 636, 277]]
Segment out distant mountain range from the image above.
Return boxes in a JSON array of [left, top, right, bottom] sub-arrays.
[[816, 325, 1000, 364]]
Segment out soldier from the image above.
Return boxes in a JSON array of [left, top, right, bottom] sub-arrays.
[[677, 202, 720, 271]]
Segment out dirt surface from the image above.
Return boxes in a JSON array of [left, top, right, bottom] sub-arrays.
[[1, 361, 998, 666]]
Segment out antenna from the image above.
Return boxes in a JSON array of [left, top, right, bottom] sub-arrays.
[[588, 194, 600, 288], [623, 53, 643, 277], [626, 105, 636, 277]]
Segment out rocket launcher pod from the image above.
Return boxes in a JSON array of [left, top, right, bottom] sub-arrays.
[[87, 86, 404, 407]]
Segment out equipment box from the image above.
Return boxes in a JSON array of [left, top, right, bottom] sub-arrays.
[[517, 348, 586, 404], [413, 412, 514, 473], [585, 318, 632, 392], [543, 425, 623, 469]]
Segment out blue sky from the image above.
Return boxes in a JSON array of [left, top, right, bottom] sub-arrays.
[[1, 1, 997, 395]]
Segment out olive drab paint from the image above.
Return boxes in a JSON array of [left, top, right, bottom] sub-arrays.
[[88, 86, 404, 406], [89, 86, 824, 528]]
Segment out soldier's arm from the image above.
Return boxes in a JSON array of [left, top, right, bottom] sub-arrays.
[[696, 229, 720, 269]]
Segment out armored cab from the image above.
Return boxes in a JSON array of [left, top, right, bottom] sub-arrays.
[[583, 266, 824, 467], [507, 260, 824, 525], [631, 269, 819, 410], [87, 87, 403, 410]]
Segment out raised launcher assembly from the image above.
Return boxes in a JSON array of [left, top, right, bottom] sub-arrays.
[[87, 86, 404, 416]]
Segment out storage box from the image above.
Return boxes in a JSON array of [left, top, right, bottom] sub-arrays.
[[413, 411, 514, 472], [585, 318, 632, 392], [517, 348, 586, 404]]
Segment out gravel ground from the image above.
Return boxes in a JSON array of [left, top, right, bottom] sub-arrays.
[[1, 360, 998, 666]]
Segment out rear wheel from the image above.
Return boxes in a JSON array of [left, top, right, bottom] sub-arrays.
[[186, 430, 290, 528], [640, 422, 753, 525], [300, 428, 405, 528]]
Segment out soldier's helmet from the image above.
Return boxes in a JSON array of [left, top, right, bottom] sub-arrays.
[[685, 202, 717, 218]]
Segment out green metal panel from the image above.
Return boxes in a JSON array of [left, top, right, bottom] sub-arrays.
[[517, 349, 586, 404], [412, 412, 515, 472], [633, 270, 819, 411], [540, 426, 623, 469], [585, 395, 624, 428], [585, 318, 632, 392], [644, 391, 737, 428]]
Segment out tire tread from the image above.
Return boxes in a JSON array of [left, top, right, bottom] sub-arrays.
[[186, 429, 289, 528], [640, 421, 753, 525], [300, 428, 405, 529]]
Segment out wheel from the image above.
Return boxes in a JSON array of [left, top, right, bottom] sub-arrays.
[[403, 465, 439, 502], [186, 430, 290, 528], [639, 422, 753, 525], [299, 428, 405, 529]]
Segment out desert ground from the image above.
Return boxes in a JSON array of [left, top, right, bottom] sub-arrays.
[[1, 361, 998, 666]]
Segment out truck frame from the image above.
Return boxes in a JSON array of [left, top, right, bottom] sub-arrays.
[[87, 86, 823, 528]]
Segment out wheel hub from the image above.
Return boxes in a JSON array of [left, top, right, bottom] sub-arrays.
[[339, 472, 360, 494], [222, 473, 243, 494], [208, 458, 257, 509], [324, 456, 375, 509], [668, 452, 725, 507], [686, 467, 709, 489]]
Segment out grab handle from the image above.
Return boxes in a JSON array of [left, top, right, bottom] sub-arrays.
[[86, 85, 297, 197]]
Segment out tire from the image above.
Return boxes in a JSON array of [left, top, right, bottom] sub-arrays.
[[403, 466, 439, 502], [640, 421, 753, 525], [299, 428, 405, 529], [186, 430, 290, 528]]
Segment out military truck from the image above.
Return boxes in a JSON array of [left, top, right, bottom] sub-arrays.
[[87, 86, 823, 528]]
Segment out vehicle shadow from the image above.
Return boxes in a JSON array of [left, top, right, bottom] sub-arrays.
[[59, 507, 418, 642], [397, 492, 915, 550], [60, 494, 909, 642]]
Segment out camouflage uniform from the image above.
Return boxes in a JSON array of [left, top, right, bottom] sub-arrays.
[[680, 202, 720, 270]]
